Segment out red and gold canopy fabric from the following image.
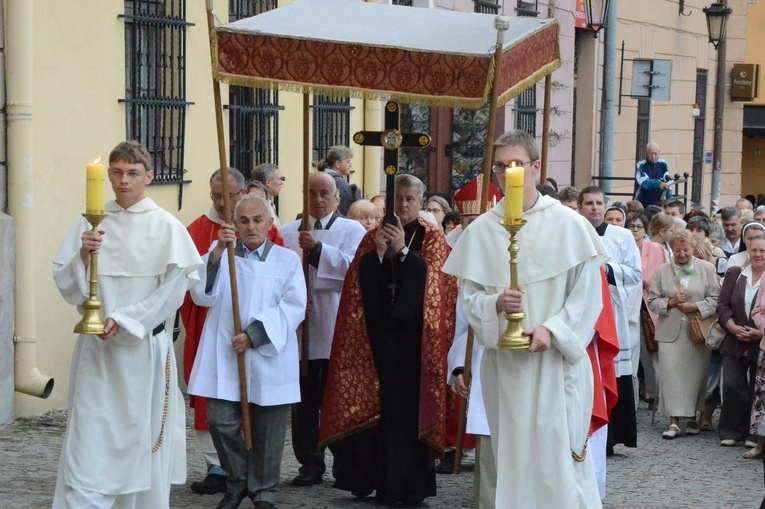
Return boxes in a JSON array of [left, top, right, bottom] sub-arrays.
[[212, 0, 561, 108]]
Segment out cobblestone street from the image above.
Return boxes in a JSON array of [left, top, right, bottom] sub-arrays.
[[0, 400, 762, 508]]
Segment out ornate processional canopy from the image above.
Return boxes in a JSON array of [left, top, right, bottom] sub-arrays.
[[211, 0, 561, 109]]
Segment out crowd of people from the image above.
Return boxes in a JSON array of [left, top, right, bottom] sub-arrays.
[[50, 136, 765, 509]]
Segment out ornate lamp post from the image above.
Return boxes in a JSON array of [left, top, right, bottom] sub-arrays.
[[583, 0, 612, 37], [704, 2, 733, 49], [704, 1, 732, 214]]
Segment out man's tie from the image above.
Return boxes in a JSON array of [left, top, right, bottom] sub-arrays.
[[314, 220, 322, 231]]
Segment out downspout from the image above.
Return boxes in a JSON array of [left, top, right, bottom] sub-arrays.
[[7, 0, 54, 399]]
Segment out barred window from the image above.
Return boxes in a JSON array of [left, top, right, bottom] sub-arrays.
[[228, 0, 281, 181], [514, 85, 537, 137], [635, 99, 651, 165], [392, 0, 413, 5], [312, 96, 353, 163], [474, 0, 499, 14], [121, 0, 192, 184], [516, 0, 539, 17]]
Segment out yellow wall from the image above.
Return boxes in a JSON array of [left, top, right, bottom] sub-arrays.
[[9, 0, 378, 417], [601, 0, 747, 208], [744, 1, 765, 107]]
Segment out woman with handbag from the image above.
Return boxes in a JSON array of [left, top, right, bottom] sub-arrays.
[[648, 229, 720, 439], [718, 236, 765, 456], [627, 212, 667, 406]]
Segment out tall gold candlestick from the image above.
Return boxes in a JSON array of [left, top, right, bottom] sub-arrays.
[[74, 213, 108, 335], [498, 218, 530, 350]]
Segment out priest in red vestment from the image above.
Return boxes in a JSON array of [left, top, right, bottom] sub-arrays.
[[320, 175, 457, 507], [179, 168, 283, 494]]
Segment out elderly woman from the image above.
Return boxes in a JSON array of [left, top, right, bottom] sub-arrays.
[[628, 212, 667, 405], [729, 221, 765, 269], [347, 199, 381, 232], [648, 229, 721, 439], [424, 196, 451, 231], [718, 235, 765, 457]]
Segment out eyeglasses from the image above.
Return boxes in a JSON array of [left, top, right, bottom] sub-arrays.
[[210, 190, 242, 202], [109, 169, 146, 180], [491, 160, 534, 174], [628, 224, 645, 230]]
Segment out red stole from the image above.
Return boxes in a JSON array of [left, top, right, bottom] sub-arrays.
[[588, 269, 620, 434]]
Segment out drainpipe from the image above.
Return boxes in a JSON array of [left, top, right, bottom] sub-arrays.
[[7, 0, 54, 399]]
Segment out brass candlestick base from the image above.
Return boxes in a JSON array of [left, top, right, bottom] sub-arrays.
[[498, 218, 530, 350], [74, 213, 108, 335]]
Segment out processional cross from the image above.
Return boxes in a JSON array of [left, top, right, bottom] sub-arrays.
[[353, 101, 431, 225]]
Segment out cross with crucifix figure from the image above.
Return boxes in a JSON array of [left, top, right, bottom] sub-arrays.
[[353, 101, 431, 226]]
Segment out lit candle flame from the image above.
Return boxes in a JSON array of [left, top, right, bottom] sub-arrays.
[[93, 157, 102, 165]]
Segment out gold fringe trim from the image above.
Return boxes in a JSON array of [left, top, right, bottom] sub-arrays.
[[317, 415, 381, 450], [496, 58, 562, 107]]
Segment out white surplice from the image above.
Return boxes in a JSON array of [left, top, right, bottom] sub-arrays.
[[52, 198, 202, 508], [281, 215, 366, 360], [443, 196, 608, 509], [599, 225, 642, 377], [188, 243, 307, 405], [446, 298, 489, 436]]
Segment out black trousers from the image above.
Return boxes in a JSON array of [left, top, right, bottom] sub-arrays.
[[719, 354, 757, 442], [291, 359, 329, 476]]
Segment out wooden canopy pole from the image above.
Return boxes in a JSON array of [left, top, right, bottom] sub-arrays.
[[206, 1, 252, 450], [300, 93, 310, 376], [540, 74, 552, 185], [454, 15, 510, 475]]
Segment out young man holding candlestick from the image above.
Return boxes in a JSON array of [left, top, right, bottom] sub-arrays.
[[53, 141, 202, 509], [443, 130, 608, 509]]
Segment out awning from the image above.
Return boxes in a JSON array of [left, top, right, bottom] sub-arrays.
[[211, 0, 561, 108]]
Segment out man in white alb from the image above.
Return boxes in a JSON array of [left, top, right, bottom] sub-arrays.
[[443, 130, 607, 509], [52, 141, 202, 509]]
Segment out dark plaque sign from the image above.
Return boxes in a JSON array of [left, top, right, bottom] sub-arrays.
[[731, 63, 760, 102]]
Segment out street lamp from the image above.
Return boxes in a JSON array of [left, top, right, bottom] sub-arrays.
[[703, 2, 733, 50], [704, 1, 732, 213], [584, 0, 611, 37]]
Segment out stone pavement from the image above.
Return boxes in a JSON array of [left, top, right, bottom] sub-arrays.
[[0, 400, 762, 508]]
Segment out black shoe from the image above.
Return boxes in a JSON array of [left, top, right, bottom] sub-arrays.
[[216, 491, 247, 509], [252, 501, 275, 509], [191, 473, 227, 495], [291, 472, 323, 486], [435, 450, 456, 474]]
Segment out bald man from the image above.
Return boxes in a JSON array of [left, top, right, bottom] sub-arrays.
[[280, 172, 367, 486]]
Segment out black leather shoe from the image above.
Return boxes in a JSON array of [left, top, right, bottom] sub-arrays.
[[190, 473, 227, 495], [291, 472, 323, 486], [252, 501, 275, 509], [216, 491, 247, 509], [435, 450, 456, 474]]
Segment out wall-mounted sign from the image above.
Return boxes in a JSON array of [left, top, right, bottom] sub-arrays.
[[731, 63, 760, 102], [705, 151, 713, 165], [630, 59, 673, 101]]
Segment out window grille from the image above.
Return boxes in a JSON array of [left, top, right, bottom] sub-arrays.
[[392, 0, 413, 5], [691, 71, 708, 204], [634, 99, 651, 166], [514, 85, 537, 137], [227, 0, 281, 181], [121, 0, 193, 184], [474, 0, 500, 14], [312, 96, 353, 163], [516, 0, 539, 17]]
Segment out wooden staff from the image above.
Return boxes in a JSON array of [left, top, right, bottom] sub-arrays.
[[454, 15, 509, 474], [300, 93, 310, 377], [540, 74, 552, 185], [206, 1, 252, 450]]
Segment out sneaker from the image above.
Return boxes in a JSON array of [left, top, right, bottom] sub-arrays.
[[720, 439, 739, 447], [662, 424, 681, 439], [745, 439, 758, 448]]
